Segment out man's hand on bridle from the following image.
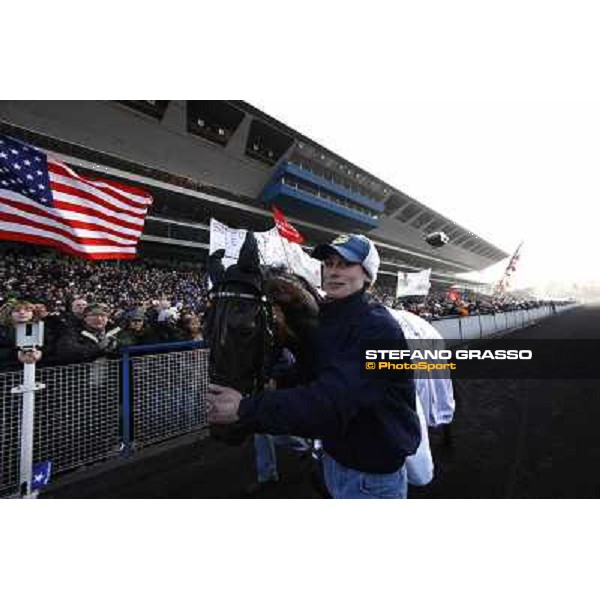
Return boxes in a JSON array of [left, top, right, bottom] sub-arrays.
[[207, 384, 243, 424]]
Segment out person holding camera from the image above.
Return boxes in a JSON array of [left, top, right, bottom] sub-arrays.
[[56, 303, 121, 365], [0, 300, 44, 371]]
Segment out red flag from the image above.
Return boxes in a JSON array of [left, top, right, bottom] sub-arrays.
[[272, 205, 305, 244], [0, 135, 152, 260]]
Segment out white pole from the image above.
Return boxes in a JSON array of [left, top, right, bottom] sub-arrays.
[[277, 232, 293, 271], [18, 362, 37, 499], [11, 322, 46, 498]]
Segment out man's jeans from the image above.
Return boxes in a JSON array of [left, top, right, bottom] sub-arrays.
[[322, 452, 408, 499], [254, 435, 311, 483]]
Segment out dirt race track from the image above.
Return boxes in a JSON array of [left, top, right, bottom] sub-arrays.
[[43, 304, 600, 499]]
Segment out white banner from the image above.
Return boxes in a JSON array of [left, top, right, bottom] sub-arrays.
[[396, 268, 431, 297], [209, 218, 322, 288]]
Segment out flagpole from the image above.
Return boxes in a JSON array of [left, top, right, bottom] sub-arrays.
[[277, 231, 293, 271], [494, 241, 524, 300], [272, 206, 302, 272]]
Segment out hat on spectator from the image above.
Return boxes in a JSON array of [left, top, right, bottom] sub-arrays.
[[127, 308, 146, 321], [312, 234, 380, 284], [84, 303, 110, 317]]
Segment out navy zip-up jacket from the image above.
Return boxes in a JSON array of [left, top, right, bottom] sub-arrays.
[[238, 290, 421, 473]]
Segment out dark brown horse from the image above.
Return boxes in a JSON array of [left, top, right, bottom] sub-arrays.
[[203, 232, 320, 443]]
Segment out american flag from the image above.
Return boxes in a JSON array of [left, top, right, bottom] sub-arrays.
[[0, 135, 153, 260]]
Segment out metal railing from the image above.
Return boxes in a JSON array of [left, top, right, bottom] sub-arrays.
[[121, 341, 209, 452], [0, 370, 21, 495], [1, 341, 210, 497], [0, 305, 574, 496], [1, 360, 121, 496], [430, 304, 575, 345]]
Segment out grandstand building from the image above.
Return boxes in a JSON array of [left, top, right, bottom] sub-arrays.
[[0, 101, 508, 289]]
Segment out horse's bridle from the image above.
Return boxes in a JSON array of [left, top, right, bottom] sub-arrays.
[[209, 291, 267, 302], [208, 285, 276, 394]]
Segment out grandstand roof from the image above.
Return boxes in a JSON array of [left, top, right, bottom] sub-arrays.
[[0, 100, 508, 281]]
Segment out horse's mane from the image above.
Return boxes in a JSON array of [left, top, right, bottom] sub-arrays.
[[263, 265, 321, 319], [262, 265, 321, 368]]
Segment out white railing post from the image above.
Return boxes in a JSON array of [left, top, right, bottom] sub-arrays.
[[11, 362, 45, 498], [11, 322, 46, 499]]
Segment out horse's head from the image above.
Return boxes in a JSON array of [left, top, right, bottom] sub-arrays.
[[204, 232, 275, 397], [204, 233, 322, 443]]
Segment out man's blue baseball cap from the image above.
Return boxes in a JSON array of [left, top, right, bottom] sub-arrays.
[[312, 234, 380, 283]]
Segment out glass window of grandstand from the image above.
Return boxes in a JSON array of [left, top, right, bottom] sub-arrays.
[[118, 100, 169, 120], [246, 119, 293, 166], [187, 101, 245, 147], [383, 194, 409, 216]]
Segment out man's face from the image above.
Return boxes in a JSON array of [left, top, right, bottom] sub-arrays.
[[33, 304, 48, 319], [72, 299, 87, 315], [84, 313, 108, 331], [322, 253, 368, 300], [129, 318, 144, 332]]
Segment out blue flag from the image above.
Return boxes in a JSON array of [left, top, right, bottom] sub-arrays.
[[31, 461, 52, 490]]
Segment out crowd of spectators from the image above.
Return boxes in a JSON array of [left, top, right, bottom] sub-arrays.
[[0, 245, 208, 370], [0, 246, 208, 316], [0, 244, 573, 370], [369, 285, 570, 321]]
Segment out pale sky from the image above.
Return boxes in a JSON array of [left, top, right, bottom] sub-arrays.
[[8, 2, 599, 292], [248, 6, 600, 291]]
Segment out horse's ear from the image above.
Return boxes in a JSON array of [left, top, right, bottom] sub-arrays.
[[207, 249, 226, 285], [238, 231, 260, 272]]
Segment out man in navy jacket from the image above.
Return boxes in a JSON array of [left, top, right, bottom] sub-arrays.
[[207, 234, 421, 498]]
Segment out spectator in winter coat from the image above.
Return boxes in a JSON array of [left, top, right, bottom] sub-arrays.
[[117, 308, 156, 346], [55, 303, 120, 364]]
